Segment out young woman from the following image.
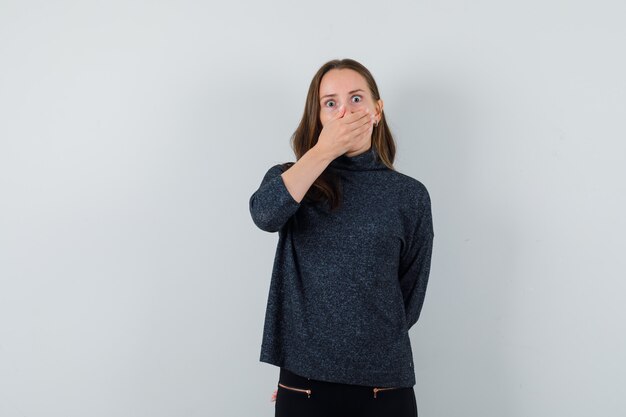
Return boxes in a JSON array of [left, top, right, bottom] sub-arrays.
[[249, 58, 434, 417]]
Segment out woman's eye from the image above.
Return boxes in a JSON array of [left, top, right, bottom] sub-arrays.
[[324, 95, 362, 108]]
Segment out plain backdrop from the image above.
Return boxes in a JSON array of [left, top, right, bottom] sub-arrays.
[[1, 1, 625, 416]]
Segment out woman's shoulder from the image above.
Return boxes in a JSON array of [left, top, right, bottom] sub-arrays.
[[378, 170, 432, 219], [260, 162, 295, 179], [386, 169, 430, 196]]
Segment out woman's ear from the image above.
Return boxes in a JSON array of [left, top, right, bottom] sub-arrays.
[[375, 98, 384, 122]]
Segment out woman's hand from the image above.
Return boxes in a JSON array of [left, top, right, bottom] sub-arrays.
[[315, 106, 375, 160]]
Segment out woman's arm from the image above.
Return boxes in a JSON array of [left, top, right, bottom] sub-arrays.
[[249, 107, 369, 232], [249, 146, 334, 232], [398, 190, 435, 330]]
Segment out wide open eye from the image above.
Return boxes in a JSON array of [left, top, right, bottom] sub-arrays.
[[324, 100, 336, 108], [352, 95, 363, 103]]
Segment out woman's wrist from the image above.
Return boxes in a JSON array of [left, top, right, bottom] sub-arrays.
[[310, 143, 337, 165]]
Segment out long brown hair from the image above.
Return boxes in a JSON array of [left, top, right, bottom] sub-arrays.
[[281, 58, 397, 211]]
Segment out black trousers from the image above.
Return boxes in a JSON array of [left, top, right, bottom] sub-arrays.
[[275, 367, 418, 417]]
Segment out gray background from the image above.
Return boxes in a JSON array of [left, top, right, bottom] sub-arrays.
[[1, 1, 625, 416]]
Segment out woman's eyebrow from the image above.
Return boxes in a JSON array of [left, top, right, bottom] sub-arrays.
[[320, 89, 365, 100]]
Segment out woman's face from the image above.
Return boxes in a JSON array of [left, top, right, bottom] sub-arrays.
[[318, 68, 383, 127]]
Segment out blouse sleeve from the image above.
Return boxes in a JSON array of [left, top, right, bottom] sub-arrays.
[[249, 164, 301, 233], [398, 189, 435, 331]]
